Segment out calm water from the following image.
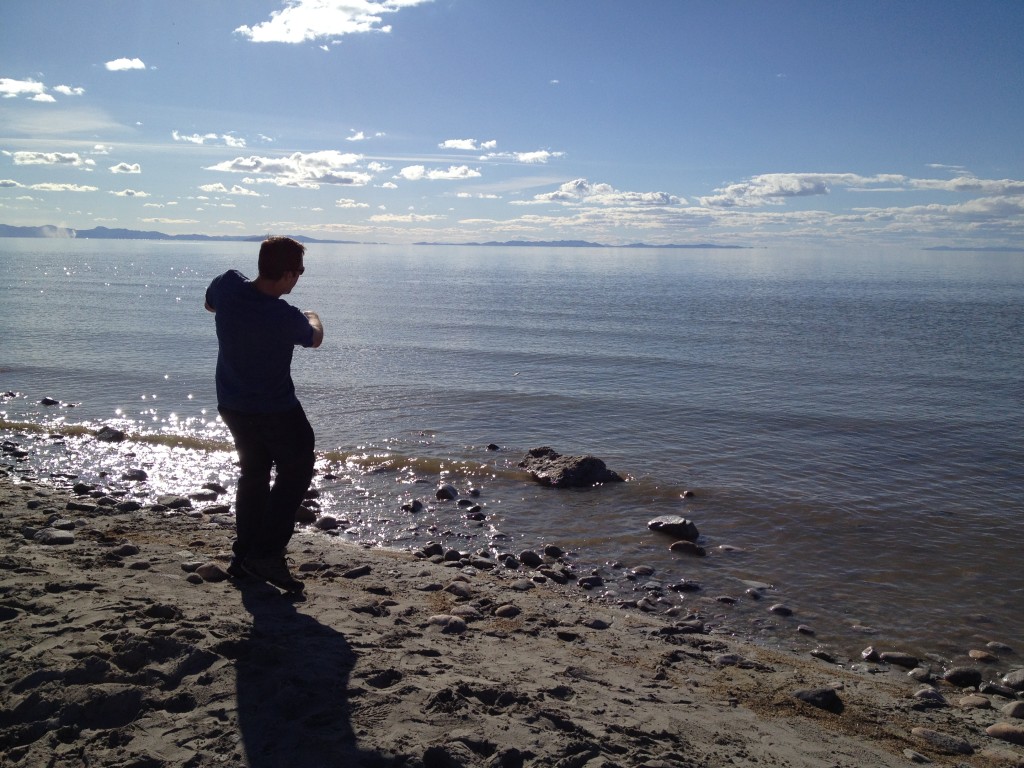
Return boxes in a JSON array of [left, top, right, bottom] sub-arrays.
[[2, 239, 1022, 661]]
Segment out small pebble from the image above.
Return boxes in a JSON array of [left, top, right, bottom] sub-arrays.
[[768, 603, 792, 617]]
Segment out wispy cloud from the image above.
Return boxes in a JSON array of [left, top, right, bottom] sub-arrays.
[[105, 58, 147, 71], [110, 162, 141, 174], [236, 0, 433, 44], [111, 188, 149, 197]]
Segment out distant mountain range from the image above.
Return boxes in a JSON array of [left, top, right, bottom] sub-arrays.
[[0, 224, 746, 249], [0, 224, 358, 244]]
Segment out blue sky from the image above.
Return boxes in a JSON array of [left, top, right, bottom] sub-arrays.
[[2, 0, 1023, 247]]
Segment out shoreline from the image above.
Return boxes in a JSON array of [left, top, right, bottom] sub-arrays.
[[2, 466, 1024, 766]]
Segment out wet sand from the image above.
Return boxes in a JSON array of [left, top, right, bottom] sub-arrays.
[[2, 470, 1023, 768]]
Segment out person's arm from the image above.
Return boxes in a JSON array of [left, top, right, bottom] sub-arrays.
[[205, 300, 215, 312], [304, 311, 324, 348]]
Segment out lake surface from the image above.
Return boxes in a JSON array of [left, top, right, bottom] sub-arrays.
[[2, 239, 1022, 660]]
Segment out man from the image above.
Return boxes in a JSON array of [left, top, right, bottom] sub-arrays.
[[205, 236, 324, 593]]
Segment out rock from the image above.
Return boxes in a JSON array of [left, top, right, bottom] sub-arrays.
[[1002, 669, 1024, 691], [115, 500, 143, 512], [769, 603, 793, 617], [1004, 701, 1024, 718], [944, 666, 982, 688], [543, 544, 564, 558], [517, 446, 624, 488], [427, 615, 467, 634], [669, 579, 701, 592], [810, 649, 837, 664], [793, 687, 843, 714], [95, 425, 127, 442], [913, 688, 948, 707], [402, 499, 425, 513], [577, 575, 603, 589], [343, 564, 372, 579], [40, 396, 60, 406], [970, 649, 999, 663], [908, 667, 933, 683], [910, 726, 974, 755], [494, 604, 520, 618], [112, 543, 140, 557], [861, 646, 880, 662], [982, 683, 1020, 699], [435, 484, 458, 501], [987, 723, 1024, 746], [518, 550, 543, 568], [156, 495, 192, 509], [314, 515, 339, 530], [647, 515, 699, 542], [668, 540, 706, 557], [879, 651, 919, 668], [195, 562, 228, 582], [960, 695, 991, 709], [33, 528, 75, 545]]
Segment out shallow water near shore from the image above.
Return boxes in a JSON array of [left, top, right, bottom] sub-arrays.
[[2, 239, 1022, 660]]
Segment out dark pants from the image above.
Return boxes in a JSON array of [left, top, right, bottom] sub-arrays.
[[219, 404, 315, 561]]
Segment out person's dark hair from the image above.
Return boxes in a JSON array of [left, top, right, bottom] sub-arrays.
[[258, 236, 306, 280]]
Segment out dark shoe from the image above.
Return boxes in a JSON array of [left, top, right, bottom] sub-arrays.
[[242, 556, 304, 593], [226, 557, 249, 579]]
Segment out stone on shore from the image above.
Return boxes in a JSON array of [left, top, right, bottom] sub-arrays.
[[986, 723, 1024, 746], [910, 726, 974, 755]]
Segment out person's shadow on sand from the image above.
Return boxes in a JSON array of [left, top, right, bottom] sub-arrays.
[[236, 584, 392, 767]]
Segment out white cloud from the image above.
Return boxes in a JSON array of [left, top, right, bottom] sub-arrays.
[[0, 78, 46, 99], [398, 164, 481, 181], [53, 85, 85, 96], [207, 150, 371, 188], [30, 93, 57, 103], [699, 171, 1024, 208], [28, 183, 98, 192], [236, 0, 433, 44], [439, 138, 497, 151], [0, 179, 25, 188], [111, 189, 149, 197], [370, 212, 446, 222], [11, 151, 94, 168], [172, 130, 247, 148], [141, 217, 200, 225], [483, 149, 563, 164], [519, 178, 684, 207], [110, 162, 141, 174], [336, 198, 369, 208], [198, 182, 261, 196], [105, 58, 146, 71]]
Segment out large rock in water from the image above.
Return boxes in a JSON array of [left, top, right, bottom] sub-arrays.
[[518, 447, 624, 488], [648, 515, 700, 542]]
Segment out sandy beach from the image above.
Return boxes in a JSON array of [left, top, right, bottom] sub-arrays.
[[2, 467, 1023, 768]]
